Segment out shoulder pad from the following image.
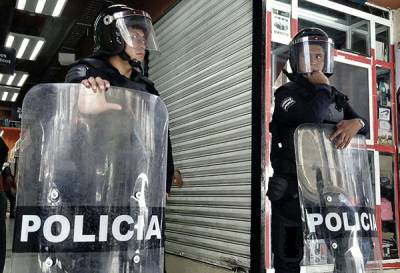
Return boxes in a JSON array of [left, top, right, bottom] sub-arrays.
[[139, 74, 155, 87], [274, 82, 297, 96], [140, 76, 159, 95], [65, 64, 89, 83]]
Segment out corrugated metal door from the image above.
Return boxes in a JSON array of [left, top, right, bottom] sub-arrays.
[[149, 0, 253, 270]]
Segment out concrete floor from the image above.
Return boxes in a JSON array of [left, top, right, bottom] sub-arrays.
[[165, 254, 232, 273]]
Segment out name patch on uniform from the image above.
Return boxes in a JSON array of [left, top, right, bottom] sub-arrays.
[[281, 97, 296, 112]]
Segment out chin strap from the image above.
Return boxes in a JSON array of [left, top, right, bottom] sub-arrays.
[[282, 69, 295, 81], [119, 51, 143, 75]]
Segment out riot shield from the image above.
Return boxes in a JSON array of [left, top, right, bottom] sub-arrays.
[[295, 124, 382, 273], [11, 84, 168, 273]]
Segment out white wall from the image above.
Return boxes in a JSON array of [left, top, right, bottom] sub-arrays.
[[393, 9, 400, 42]]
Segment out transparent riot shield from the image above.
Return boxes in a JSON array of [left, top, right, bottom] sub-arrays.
[[11, 84, 168, 273], [295, 124, 382, 273]]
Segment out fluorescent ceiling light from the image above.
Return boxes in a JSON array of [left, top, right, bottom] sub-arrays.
[[0, 74, 3, 82], [16, 0, 26, 10], [11, 93, 18, 102], [17, 38, 30, 59], [35, 0, 46, 13], [52, 0, 66, 17], [17, 74, 29, 87], [29, 40, 45, 60], [7, 74, 16, 86], [2, 92, 8, 101], [5, 35, 14, 48]]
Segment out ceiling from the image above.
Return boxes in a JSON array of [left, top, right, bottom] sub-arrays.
[[0, 0, 177, 108], [0, 0, 398, 110]]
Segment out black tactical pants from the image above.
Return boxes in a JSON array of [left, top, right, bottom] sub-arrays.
[[4, 191, 15, 218], [271, 197, 303, 273], [0, 192, 7, 273]]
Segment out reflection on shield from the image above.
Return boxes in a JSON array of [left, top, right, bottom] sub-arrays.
[[295, 124, 382, 273], [11, 84, 168, 273]]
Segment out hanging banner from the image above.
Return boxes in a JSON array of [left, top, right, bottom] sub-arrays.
[[0, 47, 16, 75], [271, 8, 291, 45], [348, 0, 368, 4]]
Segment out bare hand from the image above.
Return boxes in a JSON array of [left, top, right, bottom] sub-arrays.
[[78, 83, 122, 115], [173, 169, 183, 188], [81, 76, 110, 93], [305, 71, 330, 86], [329, 119, 363, 149]]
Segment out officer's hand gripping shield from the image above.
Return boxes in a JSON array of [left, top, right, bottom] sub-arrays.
[[11, 84, 168, 273], [295, 124, 382, 273]]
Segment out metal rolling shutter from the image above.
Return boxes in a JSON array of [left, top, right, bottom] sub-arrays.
[[149, 0, 253, 270]]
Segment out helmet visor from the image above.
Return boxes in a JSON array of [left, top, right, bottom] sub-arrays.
[[293, 36, 334, 74], [115, 14, 159, 53]]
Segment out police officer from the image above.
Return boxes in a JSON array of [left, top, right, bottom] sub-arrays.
[[0, 138, 8, 273], [65, 4, 174, 195], [62, 4, 172, 272], [267, 28, 369, 273]]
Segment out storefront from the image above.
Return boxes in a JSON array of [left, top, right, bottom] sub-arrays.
[[2, 0, 400, 272], [265, 0, 399, 270]]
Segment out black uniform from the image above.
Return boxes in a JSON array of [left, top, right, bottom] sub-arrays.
[[56, 55, 172, 273], [2, 166, 15, 218], [0, 139, 8, 273], [269, 74, 368, 273], [65, 55, 175, 193]]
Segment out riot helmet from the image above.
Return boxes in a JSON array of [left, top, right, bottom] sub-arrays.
[[289, 28, 334, 76], [93, 4, 159, 58]]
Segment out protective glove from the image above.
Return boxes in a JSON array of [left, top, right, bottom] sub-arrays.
[[266, 175, 288, 201]]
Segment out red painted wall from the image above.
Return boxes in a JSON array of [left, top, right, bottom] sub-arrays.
[[1, 127, 20, 152]]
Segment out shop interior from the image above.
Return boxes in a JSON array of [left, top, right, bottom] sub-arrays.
[[268, 0, 398, 268]]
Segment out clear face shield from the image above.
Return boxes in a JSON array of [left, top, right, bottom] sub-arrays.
[[114, 10, 159, 53], [293, 36, 334, 74]]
